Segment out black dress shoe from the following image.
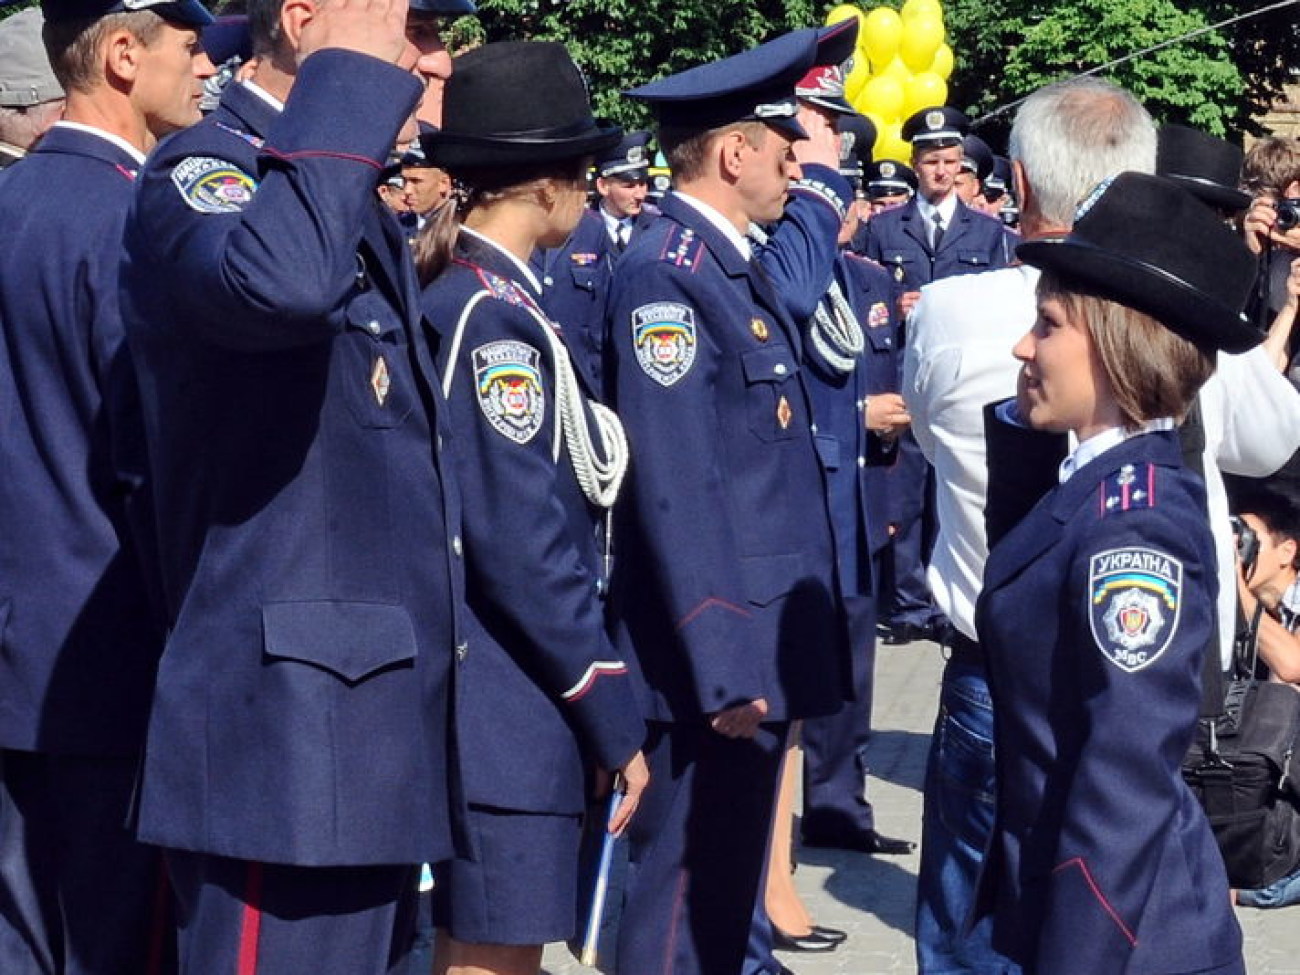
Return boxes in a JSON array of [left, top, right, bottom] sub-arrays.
[[771, 924, 841, 953], [879, 621, 929, 645], [810, 924, 847, 944], [801, 827, 916, 856]]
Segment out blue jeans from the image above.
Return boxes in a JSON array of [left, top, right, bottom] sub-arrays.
[[915, 661, 1020, 974], [1238, 865, 1300, 909]]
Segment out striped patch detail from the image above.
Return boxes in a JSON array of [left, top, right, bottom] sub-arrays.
[[562, 661, 628, 702]]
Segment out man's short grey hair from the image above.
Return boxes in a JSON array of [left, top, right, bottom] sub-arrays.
[[1009, 77, 1156, 228]]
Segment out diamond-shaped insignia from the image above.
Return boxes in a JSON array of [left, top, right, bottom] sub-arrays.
[[751, 318, 769, 342], [777, 395, 792, 430], [371, 356, 391, 407]]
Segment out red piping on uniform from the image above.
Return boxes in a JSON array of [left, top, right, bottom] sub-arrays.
[[675, 596, 751, 631], [566, 663, 628, 703], [1148, 463, 1155, 508], [236, 861, 264, 975], [1052, 857, 1137, 947], [1098, 482, 1106, 516], [261, 147, 381, 170]]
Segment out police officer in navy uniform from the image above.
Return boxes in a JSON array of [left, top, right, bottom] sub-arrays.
[[413, 41, 648, 974], [976, 173, 1253, 975], [594, 129, 658, 251], [0, 0, 211, 970], [798, 108, 915, 859], [862, 105, 1011, 646], [120, 0, 468, 969], [607, 29, 850, 975]]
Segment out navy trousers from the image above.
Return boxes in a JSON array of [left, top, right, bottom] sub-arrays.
[[617, 720, 787, 975], [0, 750, 172, 975], [166, 851, 419, 975]]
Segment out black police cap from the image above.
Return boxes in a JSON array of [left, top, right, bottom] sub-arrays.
[[1156, 124, 1251, 214], [867, 158, 917, 197], [627, 28, 827, 140], [901, 105, 968, 149], [960, 134, 994, 181], [597, 130, 652, 179], [41, 0, 212, 27]]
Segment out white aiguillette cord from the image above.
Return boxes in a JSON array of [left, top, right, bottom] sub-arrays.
[[746, 224, 863, 376]]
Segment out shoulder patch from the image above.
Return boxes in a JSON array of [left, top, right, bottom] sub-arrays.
[[633, 302, 697, 386], [1099, 462, 1155, 515], [658, 225, 705, 270], [473, 340, 545, 444], [170, 156, 257, 214], [1088, 546, 1182, 673]]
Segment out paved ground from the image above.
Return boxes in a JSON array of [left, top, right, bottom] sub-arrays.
[[541, 638, 1300, 974]]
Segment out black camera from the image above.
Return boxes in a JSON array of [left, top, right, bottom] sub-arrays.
[[1231, 515, 1260, 576], [1275, 197, 1300, 232]]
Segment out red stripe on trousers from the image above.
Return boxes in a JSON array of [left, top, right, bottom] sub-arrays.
[[237, 861, 264, 975]]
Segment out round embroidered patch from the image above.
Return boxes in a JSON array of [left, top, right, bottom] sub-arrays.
[[473, 340, 545, 444], [1088, 546, 1182, 673], [171, 156, 257, 214], [633, 302, 696, 387]]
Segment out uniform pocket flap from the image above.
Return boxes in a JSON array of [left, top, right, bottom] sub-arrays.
[[957, 249, 991, 267], [345, 291, 405, 338], [262, 601, 417, 683], [814, 433, 841, 470], [740, 347, 796, 385], [740, 553, 804, 607]]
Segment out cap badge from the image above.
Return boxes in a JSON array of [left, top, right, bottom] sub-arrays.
[[925, 110, 945, 130], [751, 318, 770, 342], [627, 146, 646, 165], [881, 162, 896, 177]]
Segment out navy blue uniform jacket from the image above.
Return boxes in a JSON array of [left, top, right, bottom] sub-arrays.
[[607, 192, 848, 723], [421, 231, 644, 814], [975, 430, 1243, 973], [861, 196, 1011, 291], [121, 59, 466, 867], [0, 126, 162, 757]]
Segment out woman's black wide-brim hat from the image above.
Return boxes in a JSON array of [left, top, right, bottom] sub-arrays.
[[421, 41, 622, 170], [1016, 171, 1260, 354]]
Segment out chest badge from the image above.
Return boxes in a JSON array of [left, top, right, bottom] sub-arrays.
[[751, 318, 770, 342], [776, 395, 793, 430], [370, 356, 391, 407]]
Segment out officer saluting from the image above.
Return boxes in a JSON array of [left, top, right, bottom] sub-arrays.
[[607, 29, 849, 975], [119, 0, 467, 970]]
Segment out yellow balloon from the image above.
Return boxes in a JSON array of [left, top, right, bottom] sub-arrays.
[[899, 15, 944, 72], [930, 42, 954, 81], [858, 75, 906, 124], [826, 3, 865, 29], [861, 7, 904, 70], [872, 120, 900, 160], [901, 0, 943, 24], [902, 71, 949, 119], [880, 56, 912, 83], [844, 54, 873, 103]]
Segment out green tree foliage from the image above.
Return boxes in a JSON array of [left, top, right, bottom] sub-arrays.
[[463, 0, 818, 128], [942, 0, 1294, 143]]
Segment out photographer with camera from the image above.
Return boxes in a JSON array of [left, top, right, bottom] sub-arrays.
[[1230, 488, 1300, 909], [1242, 138, 1300, 386]]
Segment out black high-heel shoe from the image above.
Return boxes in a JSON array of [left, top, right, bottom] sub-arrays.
[[771, 924, 842, 953]]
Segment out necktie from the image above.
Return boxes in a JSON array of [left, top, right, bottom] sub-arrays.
[[617, 220, 632, 252], [930, 211, 945, 251]]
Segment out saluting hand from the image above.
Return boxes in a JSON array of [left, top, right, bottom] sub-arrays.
[[607, 751, 650, 836], [710, 698, 769, 739], [297, 0, 411, 66], [791, 108, 841, 171]]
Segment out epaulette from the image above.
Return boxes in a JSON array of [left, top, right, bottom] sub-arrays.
[[658, 224, 705, 271], [470, 265, 528, 308], [789, 176, 847, 221], [213, 121, 265, 150], [1099, 462, 1156, 516]]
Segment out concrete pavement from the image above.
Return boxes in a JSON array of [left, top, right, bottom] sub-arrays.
[[541, 638, 1300, 974]]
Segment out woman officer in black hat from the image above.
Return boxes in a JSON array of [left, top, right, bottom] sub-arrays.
[[414, 41, 649, 975], [974, 172, 1256, 975]]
